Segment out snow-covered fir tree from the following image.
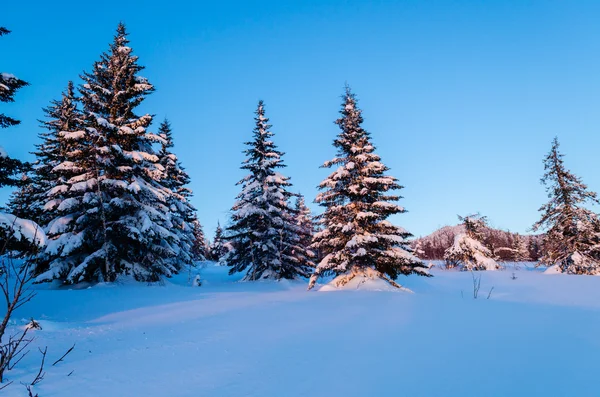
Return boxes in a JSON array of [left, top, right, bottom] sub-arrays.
[[6, 174, 35, 219], [8, 81, 81, 226], [36, 24, 180, 283], [528, 238, 541, 261], [225, 101, 310, 280], [0, 27, 30, 187], [190, 217, 208, 261], [532, 138, 600, 274], [208, 222, 230, 263], [512, 233, 530, 262], [157, 119, 201, 263], [444, 214, 500, 271], [309, 87, 429, 290], [291, 195, 316, 271]]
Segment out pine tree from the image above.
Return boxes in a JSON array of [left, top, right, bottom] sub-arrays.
[[157, 119, 199, 264], [0, 27, 30, 187], [5, 174, 35, 219], [512, 233, 530, 262], [444, 214, 500, 271], [208, 222, 230, 263], [7, 81, 81, 226], [528, 237, 541, 261], [36, 24, 178, 283], [225, 101, 309, 280], [309, 87, 429, 290], [190, 217, 208, 261], [291, 195, 316, 271], [532, 138, 600, 274]]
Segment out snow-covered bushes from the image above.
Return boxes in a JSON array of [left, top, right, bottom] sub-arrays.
[[444, 214, 500, 271]]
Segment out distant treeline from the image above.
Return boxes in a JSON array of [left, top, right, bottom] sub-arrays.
[[413, 225, 543, 261]]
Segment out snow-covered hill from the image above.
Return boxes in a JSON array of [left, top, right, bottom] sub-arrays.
[[4, 264, 600, 396]]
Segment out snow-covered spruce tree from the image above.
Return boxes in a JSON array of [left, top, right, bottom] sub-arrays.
[[157, 119, 200, 264], [208, 222, 230, 263], [5, 174, 35, 219], [532, 138, 600, 274], [7, 81, 81, 226], [512, 233, 530, 262], [291, 195, 316, 271], [190, 216, 208, 261], [36, 24, 178, 283], [444, 214, 500, 271], [308, 87, 429, 290], [225, 101, 310, 280], [0, 27, 30, 187]]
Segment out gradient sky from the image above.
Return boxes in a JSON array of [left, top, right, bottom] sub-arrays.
[[2, 0, 600, 238]]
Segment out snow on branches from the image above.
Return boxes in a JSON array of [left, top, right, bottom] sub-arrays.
[[533, 138, 600, 275], [224, 101, 310, 281], [444, 214, 500, 271]]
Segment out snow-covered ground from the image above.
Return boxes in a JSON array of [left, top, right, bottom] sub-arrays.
[[4, 262, 600, 396]]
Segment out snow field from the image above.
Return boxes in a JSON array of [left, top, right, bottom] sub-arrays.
[[2, 263, 599, 396]]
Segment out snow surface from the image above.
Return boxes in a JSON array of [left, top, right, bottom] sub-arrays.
[[4, 263, 600, 396]]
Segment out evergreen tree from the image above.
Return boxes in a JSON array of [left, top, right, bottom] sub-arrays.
[[532, 138, 600, 274], [512, 233, 530, 262], [309, 87, 429, 290], [157, 119, 199, 264], [36, 24, 178, 283], [208, 222, 230, 262], [190, 216, 208, 261], [291, 195, 316, 271], [225, 101, 309, 280], [0, 27, 30, 187], [8, 81, 81, 225], [5, 174, 35, 219], [528, 237, 541, 261]]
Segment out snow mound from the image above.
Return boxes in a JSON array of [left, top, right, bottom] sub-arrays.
[[0, 212, 47, 247], [318, 267, 413, 292], [544, 264, 562, 274]]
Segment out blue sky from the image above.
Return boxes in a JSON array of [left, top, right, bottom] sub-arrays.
[[2, 0, 600, 238]]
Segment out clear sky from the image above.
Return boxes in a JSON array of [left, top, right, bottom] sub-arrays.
[[2, 0, 600, 238]]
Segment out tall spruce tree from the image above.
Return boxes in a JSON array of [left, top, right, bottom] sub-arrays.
[[0, 27, 30, 187], [533, 138, 600, 274], [225, 101, 309, 280], [309, 87, 429, 289], [157, 119, 200, 264], [36, 24, 179, 283]]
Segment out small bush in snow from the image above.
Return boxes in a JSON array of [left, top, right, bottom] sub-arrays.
[[444, 214, 500, 271]]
